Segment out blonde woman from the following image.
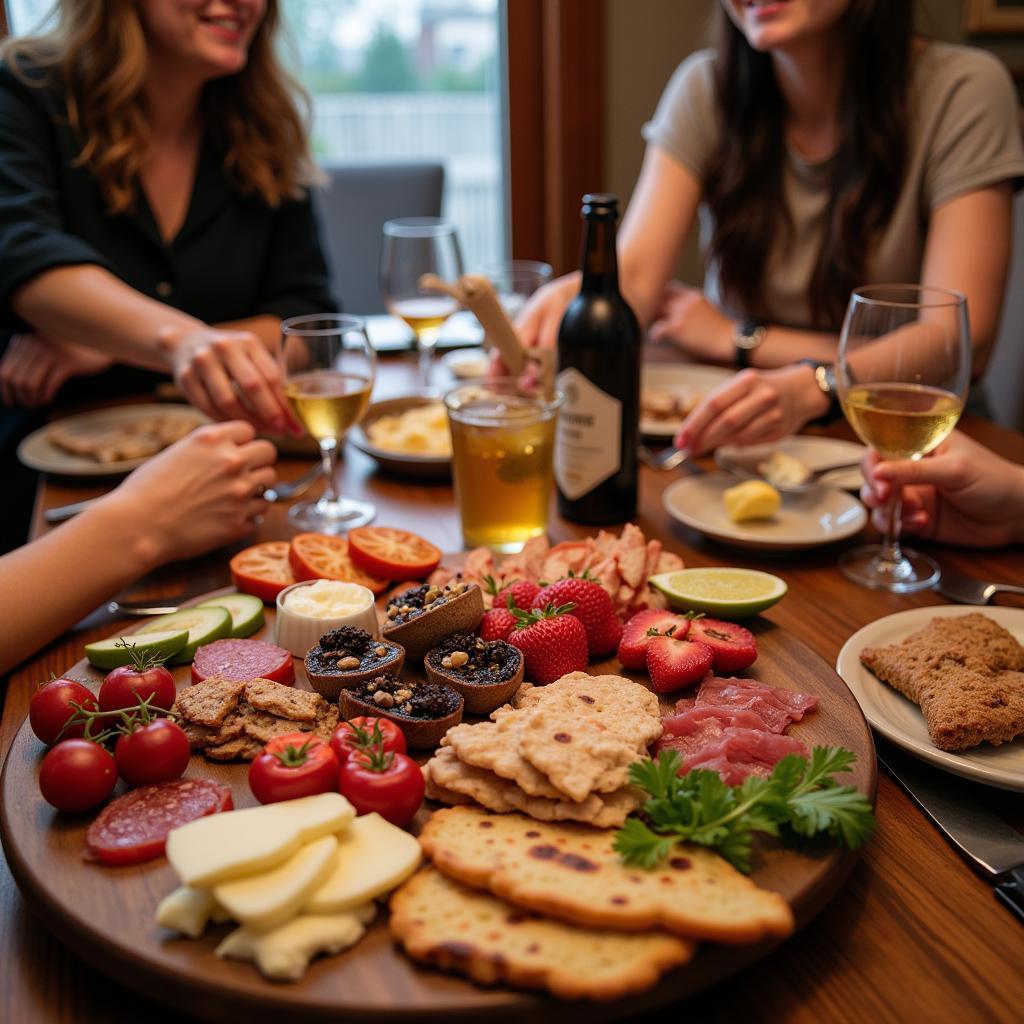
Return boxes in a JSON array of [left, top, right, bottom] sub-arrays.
[[0, 0, 333, 428]]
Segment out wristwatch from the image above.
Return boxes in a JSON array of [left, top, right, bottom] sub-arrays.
[[799, 358, 842, 423], [734, 318, 767, 369]]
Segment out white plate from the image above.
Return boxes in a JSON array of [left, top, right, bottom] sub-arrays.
[[663, 472, 867, 550], [717, 436, 867, 492], [364, 312, 484, 352], [639, 363, 735, 438], [18, 404, 209, 477], [836, 606, 1024, 792], [441, 346, 489, 380]]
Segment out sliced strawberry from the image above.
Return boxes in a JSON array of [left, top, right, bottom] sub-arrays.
[[688, 617, 757, 673], [617, 609, 689, 669], [646, 636, 713, 693], [479, 607, 517, 642]]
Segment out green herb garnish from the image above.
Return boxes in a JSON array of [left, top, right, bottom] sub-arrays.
[[613, 746, 875, 873]]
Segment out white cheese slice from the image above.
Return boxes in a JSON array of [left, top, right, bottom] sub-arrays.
[[166, 793, 355, 888], [214, 909, 373, 981], [304, 812, 422, 914], [155, 886, 216, 938], [214, 834, 338, 931]]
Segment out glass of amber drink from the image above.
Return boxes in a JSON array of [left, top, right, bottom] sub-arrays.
[[445, 379, 564, 553]]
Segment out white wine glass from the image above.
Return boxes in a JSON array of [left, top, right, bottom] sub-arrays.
[[380, 217, 463, 396], [836, 285, 971, 592], [279, 314, 376, 533]]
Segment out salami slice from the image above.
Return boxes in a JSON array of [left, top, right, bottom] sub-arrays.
[[85, 779, 233, 866], [191, 638, 295, 686]]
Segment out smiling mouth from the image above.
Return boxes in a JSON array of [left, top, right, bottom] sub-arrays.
[[201, 15, 246, 35]]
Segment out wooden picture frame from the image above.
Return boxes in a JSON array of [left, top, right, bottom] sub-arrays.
[[964, 0, 1024, 34]]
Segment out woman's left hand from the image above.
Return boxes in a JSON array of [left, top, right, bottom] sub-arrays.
[[0, 333, 114, 408], [674, 363, 829, 456], [648, 283, 735, 363]]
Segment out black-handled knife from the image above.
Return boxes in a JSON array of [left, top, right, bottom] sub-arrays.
[[878, 741, 1024, 924]]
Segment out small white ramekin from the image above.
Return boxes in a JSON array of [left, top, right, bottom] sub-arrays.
[[274, 580, 380, 658]]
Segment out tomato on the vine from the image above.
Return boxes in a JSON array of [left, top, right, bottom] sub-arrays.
[[248, 732, 339, 805], [39, 740, 118, 813], [99, 647, 175, 713], [114, 719, 191, 787], [330, 716, 407, 765], [29, 678, 98, 745], [338, 747, 424, 827]]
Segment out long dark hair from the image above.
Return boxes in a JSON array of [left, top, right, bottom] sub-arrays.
[[705, 2, 912, 328]]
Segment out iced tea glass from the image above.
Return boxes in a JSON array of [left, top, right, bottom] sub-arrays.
[[444, 379, 563, 553]]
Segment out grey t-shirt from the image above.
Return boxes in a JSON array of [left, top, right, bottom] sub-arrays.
[[642, 43, 1024, 329]]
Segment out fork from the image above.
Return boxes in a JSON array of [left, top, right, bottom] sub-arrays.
[[43, 463, 325, 524], [638, 445, 688, 471], [715, 452, 862, 492], [936, 568, 1024, 605]]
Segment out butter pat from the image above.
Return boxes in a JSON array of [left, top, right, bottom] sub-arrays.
[[166, 793, 355, 888], [156, 886, 216, 938], [723, 480, 781, 523], [305, 812, 422, 914], [215, 835, 339, 932], [214, 908, 374, 981]]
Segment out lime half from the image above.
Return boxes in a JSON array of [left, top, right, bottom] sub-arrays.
[[649, 567, 787, 619]]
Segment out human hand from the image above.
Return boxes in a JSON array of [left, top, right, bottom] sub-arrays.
[[860, 431, 1024, 548], [158, 325, 300, 435], [648, 282, 735, 363], [0, 333, 114, 408], [674, 363, 829, 456], [103, 421, 278, 568]]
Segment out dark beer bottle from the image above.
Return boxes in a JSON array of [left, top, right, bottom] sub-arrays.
[[555, 194, 640, 524]]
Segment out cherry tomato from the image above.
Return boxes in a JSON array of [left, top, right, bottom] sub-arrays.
[[114, 719, 191, 787], [29, 678, 98, 745], [99, 663, 175, 714], [338, 748, 424, 827], [347, 527, 442, 581], [230, 541, 295, 603], [39, 739, 118, 813], [248, 732, 339, 805], [330, 716, 407, 765], [288, 533, 389, 593]]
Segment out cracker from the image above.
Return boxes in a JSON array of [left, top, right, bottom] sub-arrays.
[[313, 703, 340, 743], [175, 677, 248, 728], [241, 709, 316, 744], [389, 867, 693, 1001], [425, 748, 640, 828], [421, 806, 794, 944], [205, 735, 264, 762], [244, 678, 322, 722], [860, 613, 1024, 751]]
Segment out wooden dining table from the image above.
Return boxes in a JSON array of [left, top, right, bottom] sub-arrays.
[[2, 351, 1023, 1024]]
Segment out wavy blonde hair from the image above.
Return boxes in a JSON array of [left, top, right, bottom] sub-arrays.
[[1, 0, 317, 211]]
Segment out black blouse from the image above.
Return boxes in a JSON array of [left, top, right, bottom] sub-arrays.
[[0, 62, 336, 334]]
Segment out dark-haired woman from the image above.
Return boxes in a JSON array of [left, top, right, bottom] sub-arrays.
[[517, 0, 1024, 454]]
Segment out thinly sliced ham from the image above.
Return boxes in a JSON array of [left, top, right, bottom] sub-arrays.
[[695, 676, 819, 733], [681, 729, 809, 785]]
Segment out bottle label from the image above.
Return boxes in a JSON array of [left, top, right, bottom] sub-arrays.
[[554, 367, 622, 500]]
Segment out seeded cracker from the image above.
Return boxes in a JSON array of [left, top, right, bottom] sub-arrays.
[[244, 678, 322, 722], [390, 867, 693, 1001], [420, 806, 794, 944], [174, 676, 248, 727]]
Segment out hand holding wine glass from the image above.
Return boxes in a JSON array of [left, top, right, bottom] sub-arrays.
[[279, 314, 376, 533], [380, 218, 463, 396], [836, 285, 971, 592]]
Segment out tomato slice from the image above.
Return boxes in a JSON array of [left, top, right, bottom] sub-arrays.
[[230, 542, 295, 604], [347, 527, 442, 581], [288, 533, 389, 593]]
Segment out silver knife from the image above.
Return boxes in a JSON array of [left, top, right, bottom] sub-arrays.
[[879, 744, 1024, 924]]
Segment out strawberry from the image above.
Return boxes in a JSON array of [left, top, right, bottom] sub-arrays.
[[688, 617, 757, 673], [479, 607, 516, 642], [645, 636, 713, 693], [509, 603, 589, 685], [531, 575, 622, 657], [484, 575, 540, 612], [617, 609, 690, 669]]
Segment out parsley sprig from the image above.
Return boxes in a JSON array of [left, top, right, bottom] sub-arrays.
[[614, 747, 875, 873]]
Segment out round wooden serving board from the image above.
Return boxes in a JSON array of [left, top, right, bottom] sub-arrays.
[[0, 579, 876, 1023]]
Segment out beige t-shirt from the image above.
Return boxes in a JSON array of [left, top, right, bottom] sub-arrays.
[[642, 42, 1024, 330]]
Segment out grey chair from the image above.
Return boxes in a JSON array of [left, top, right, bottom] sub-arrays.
[[314, 160, 445, 314]]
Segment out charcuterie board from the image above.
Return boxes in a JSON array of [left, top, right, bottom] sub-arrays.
[[0, 579, 875, 1023]]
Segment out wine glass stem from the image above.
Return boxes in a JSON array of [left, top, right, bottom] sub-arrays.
[[319, 438, 340, 504], [418, 329, 439, 393], [878, 480, 904, 567]]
